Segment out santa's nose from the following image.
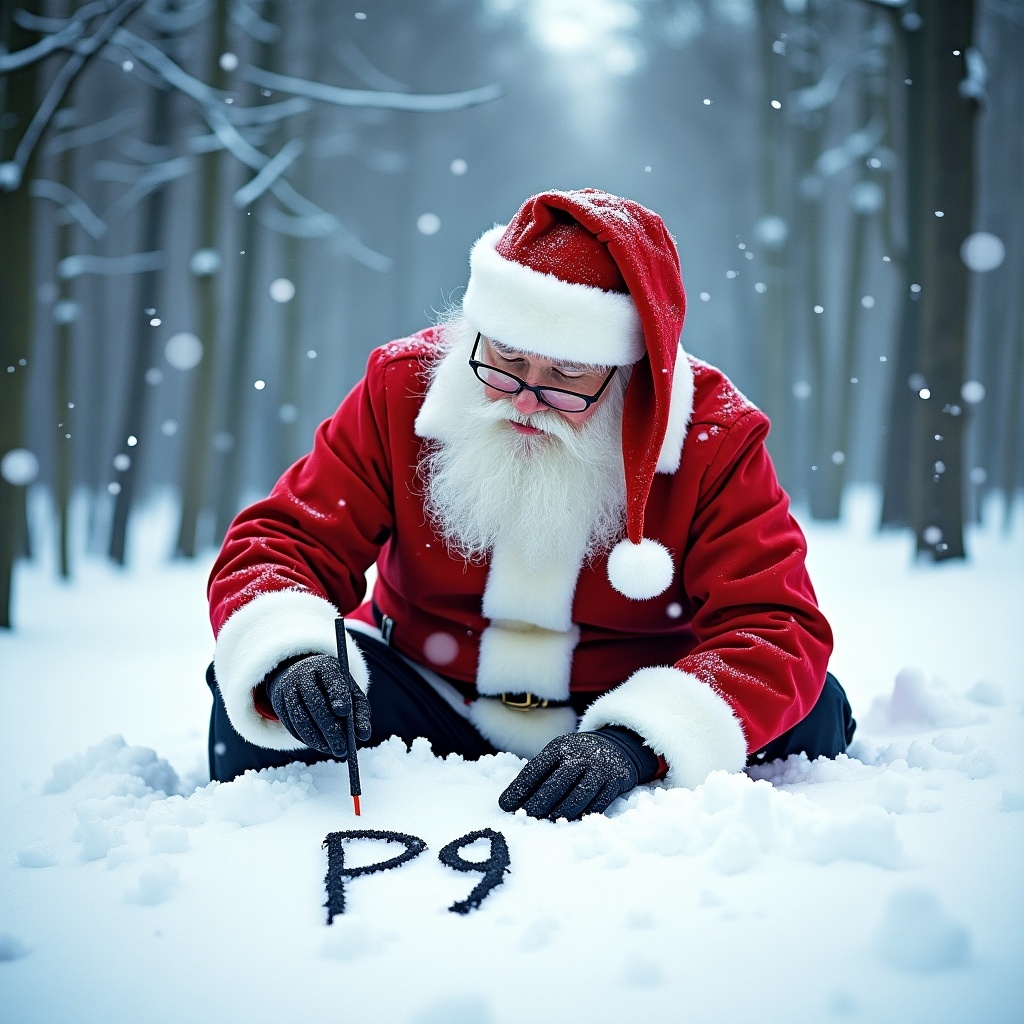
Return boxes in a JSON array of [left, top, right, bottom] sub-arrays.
[[512, 387, 545, 415]]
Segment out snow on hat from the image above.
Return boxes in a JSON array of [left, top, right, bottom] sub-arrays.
[[462, 188, 687, 600]]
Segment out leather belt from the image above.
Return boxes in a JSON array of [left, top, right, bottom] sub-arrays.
[[498, 692, 572, 711]]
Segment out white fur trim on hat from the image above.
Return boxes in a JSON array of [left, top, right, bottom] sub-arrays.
[[213, 589, 370, 751], [463, 225, 645, 367], [468, 697, 579, 759], [476, 622, 579, 700], [579, 666, 747, 789], [607, 537, 674, 600]]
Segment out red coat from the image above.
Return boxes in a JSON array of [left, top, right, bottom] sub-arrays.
[[209, 328, 832, 789]]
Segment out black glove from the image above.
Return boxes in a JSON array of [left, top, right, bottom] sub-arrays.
[[264, 653, 371, 760], [498, 727, 661, 821]]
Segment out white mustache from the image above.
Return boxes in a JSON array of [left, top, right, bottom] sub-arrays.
[[472, 396, 590, 455]]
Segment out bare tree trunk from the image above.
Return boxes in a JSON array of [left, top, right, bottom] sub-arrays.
[[880, 14, 925, 528], [0, 0, 41, 628], [107, 70, 174, 565], [789, 6, 829, 516], [272, 0, 330, 476], [54, 128, 75, 578], [815, 13, 889, 519], [907, 0, 978, 560], [174, 0, 228, 558], [1000, 312, 1023, 531], [756, 0, 794, 491], [275, 231, 302, 469], [212, 18, 278, 542]]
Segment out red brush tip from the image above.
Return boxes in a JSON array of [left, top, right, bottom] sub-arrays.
[[353, 794, 361, 816]]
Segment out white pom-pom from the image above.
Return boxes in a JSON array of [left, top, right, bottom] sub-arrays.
[[607, 538, 674, 600]]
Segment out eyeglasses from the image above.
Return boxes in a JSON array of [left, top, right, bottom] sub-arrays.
[[468, 334, 617, 413]]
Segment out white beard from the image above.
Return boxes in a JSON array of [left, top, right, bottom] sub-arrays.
[[417, 319, 627, 570]]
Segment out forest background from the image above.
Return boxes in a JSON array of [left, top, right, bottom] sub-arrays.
[[1, 0, 1021, 628]]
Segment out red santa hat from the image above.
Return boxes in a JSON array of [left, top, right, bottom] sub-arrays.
[[462, 188, 687, 601]]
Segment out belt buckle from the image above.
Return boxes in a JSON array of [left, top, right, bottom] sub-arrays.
[[500, 692, 550, 712]]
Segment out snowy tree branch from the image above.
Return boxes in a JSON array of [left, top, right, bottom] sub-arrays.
[[141, 0, 210, 34], [44, 107, 142, 156], [241, 65, 502, 112], [114, 27, 391, 270], [230, 0, 280, 43], [0, 14, 88, 72], [788, 47, 886, 116], [813, 117, 886, 180], [104, 154, 194, 219], [0, 0, 149, 192], [8, 0, 112, 37], [260, 202, 392, 273], [335, 40, 408, 93], [226, 96, 313, 125], [118, 135, 173, 163], [57, 250, 163, 279], [29, 178, 108, 239], [233, 137, 303, 209]]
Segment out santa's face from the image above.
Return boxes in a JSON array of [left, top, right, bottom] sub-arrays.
[[477, 335, 616, 433], [417, 318, 628, 568]]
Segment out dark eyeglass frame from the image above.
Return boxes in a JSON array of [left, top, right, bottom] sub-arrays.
[[468, 333, 618, 413]]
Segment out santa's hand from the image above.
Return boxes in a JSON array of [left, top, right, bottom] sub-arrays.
[[264, 654, 371, 759], [497, 728, 660, 821]]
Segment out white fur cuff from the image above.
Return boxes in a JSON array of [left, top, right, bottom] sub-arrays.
[[213, 589, 370, 751], [579, 666, 747, 789]]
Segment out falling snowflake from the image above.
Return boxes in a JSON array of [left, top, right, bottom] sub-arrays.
[[417, 213, 441, 235]]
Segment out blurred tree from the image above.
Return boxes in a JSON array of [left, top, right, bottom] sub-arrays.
[[107, 3, 177, 565], [0, 0, 42, 628], [906, 0, 978, 560], [814, 11, 891, 519], [52, 104, 79, 578], [788, 1, 830, 516], [755, 0, 795, 491], [209, 10, 279, 545], [880, 5, 925, 530], [174, 0, 228, 559], [966, 0, 1024, 526], [1000, 316, 1022, 530]]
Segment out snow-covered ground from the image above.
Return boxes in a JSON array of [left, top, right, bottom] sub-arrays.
[[1, 487, 1022, 1024]]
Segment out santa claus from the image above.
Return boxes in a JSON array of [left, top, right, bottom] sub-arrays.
[[206, 188, 854, 820]]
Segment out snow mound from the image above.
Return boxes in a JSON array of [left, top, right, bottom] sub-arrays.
[[877, 888, 971, 972], [864, 668, 980, 731], [208, 767, 317, 826], [623, 952, 664, 987], [409, 994, 494, 1024], [616, 768, 907, 869], [0, 932, 31, 961], [16, 843, 58, 868], [148, 824, 190, 854], [999, 788, 1024, 812], [44, 734, 180, 797], [51, 737, 182, 863], [966, 680, 1006, 706], [126, 860, 180, 906]]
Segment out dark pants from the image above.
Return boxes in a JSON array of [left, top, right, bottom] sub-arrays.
[[748, 671, 855, 766], [207, 632, 855, 782]]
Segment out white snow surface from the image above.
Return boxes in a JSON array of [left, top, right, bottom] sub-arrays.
[[1, 487, 1022, 1023]]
